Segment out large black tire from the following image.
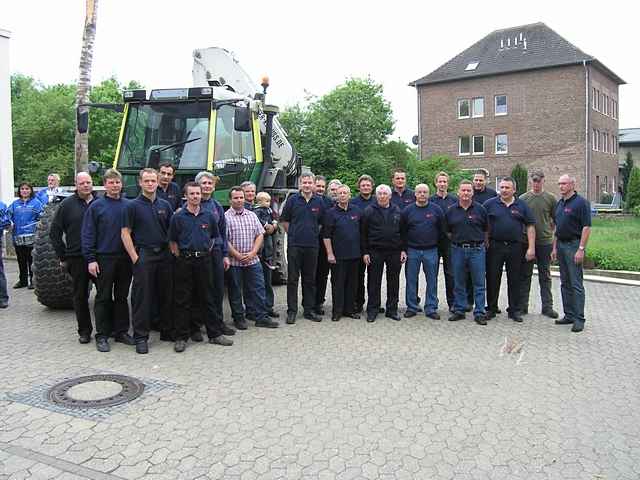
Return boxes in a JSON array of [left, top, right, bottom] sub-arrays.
[[271, 226, 288, 285], [32, 203, 74, 309]]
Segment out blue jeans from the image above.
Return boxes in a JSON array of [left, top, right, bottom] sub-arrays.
[[228, 263, 268, 323], [0, 236, 8, 304], [451, 245, 486, 316], [405, 247, 439, 314], [557, 239, 586, 324]]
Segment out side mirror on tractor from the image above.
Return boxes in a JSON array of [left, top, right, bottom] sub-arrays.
[[233, 106, 252, 132], [77, 108, 89, 134]]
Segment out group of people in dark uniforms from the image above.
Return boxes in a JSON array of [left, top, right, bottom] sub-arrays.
[[0, 164, 592, 352]]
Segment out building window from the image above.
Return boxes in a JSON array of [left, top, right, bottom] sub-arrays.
[[595, 129, 600, 151], [592, 87, 597, 110], [472, 135, 484, 155], [459, 136, 470, 155], [495, 134, 508, 154], [592, 128, 597, 151], [472, 97, 484, 117], [603, 133, 608, 153], [458, 99, 470, 119], [495, 95, 507, 116], [604, 95, 609, 116], [613, 136, 617, 154], [612, 100, 618, 119]]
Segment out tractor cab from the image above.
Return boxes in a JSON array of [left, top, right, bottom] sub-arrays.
[[111, 86, 263, 205]]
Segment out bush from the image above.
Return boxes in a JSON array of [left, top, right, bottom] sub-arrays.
[[626, 166, 640, 210], [600, 192, 613, 204], [511, 164, 528, 196], [587, 217, 640, 271]]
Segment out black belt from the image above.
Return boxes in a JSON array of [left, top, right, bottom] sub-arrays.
[[452, 241, 484, 248], [180, 250, 210, 258], [490, 239, 520, 245], [139, 245, 168, 254]]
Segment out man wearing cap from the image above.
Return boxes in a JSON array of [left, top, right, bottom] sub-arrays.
[[519, 170, 559, 319], [552, 175, 591, 333], [483, 177, 536, 323]]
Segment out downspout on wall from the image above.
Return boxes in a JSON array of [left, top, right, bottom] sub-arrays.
[[417, 87, 423, 160], [584, 60, 590, 200]]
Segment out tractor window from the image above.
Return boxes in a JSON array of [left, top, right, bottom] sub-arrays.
[[214, 105, 256, 187], [118, 101, 211, 170]]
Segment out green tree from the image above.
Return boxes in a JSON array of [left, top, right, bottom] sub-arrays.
[[626, 166, 640, 210], [511, 164, 528, 196], [408, 154, 469, 192], [621, 152, 634, 199]]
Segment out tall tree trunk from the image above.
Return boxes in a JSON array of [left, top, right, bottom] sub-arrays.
[[74, 0, 98, 174]]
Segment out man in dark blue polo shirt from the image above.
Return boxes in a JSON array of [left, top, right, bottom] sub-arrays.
[[157, 163, 181, 211], [472, 169, 498, 205], [81, 168, 134, 352], [430, 171, 458, 312], [169, 182, 233, 352], [280, 173, 326, 324], [484, 177, 536, 323], [390, 168, 415, 210], [552, 175, 592, 333], [401, 183, 445, 319], [323, 185, 362, 322], [445, 180, 489, 325], [350, 175, 375, 313], [121, 168, 174, 354]]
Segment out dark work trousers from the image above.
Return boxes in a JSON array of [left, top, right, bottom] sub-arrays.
[[519, 243, 554, 313], [287, 246, 318, 315], [356, 261, 367, 312], [14, 245, 33, 285], [436, 237, 455, 309], [131, 248, 173, 342], [94, 254, 132, 340], [486, 241, 525, 316], [315, 239, 331, 310], [174, 254, 224, 341], [210, 247, 226, 326], [261, 259, 274, 311], [66, 256, 93, 336], [366, 249, 401, 316], [330, 258, 359, 316]]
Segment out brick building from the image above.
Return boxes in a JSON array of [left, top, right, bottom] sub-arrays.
[[410, 22, 624, 201]]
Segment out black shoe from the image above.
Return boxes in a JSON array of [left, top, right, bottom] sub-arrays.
[[174, 340, 187, 353], [256, 319, 279, 328], [331, 314, 341, 322], [426, 312, 441, 320], [464, 304, 473, 312], [448, 313, 465, 322], [486, 310, 497, 320], [555, 317, 573, 325], [0, 302, 8, 309], [136, 341, 148, 354], [345, 313, 361, 319], [78, 333, 91, 344], [571, 322, 584, 333], [221, 325, 236, 336], [286, 312, 296, 324], [366, 314, 377, 323], [542, 309, 559, 319], [385, 312, 401, 321], [403, 310, 417, 318], [96, 337, 110, 352], [209, 335, 233, 346], [190, 331, 204, 342], [355, 306, 363, 314], [313, 307, 325, 316], [303, 312, 322, 322], [13, 281, 26, 289], [474, 315, 487, 325], [114, 333, 135, 345], [160, 331, 174, 342], [448, 306, 455, 313], [378, 307, 385, 314], [509, 314, 524, 323], [234, 319, 249, 330], [267, 310, 280, 318]]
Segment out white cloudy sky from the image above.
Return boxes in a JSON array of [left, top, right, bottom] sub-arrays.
[[2, 0, 638, 144]]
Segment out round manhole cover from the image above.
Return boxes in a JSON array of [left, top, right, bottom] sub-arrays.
[[48, 374, 145, 408]]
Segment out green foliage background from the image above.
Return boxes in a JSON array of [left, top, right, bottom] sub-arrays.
[[587, 217, 640, 271], [511, 164, 528, 197], [626, 166, 640, 210], [11, 75, 142, 187]]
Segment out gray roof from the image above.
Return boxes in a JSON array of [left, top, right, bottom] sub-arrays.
[[410, 22, 625, 87], [619, 128, 640, 145]]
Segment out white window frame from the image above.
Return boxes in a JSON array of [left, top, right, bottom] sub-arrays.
[[495, 134, 508, 154], [592, 87, 597, 110], [472, 97, 484, 118], [595, 129, 600, 151], [458, 136, 470, 156], [458, 99, 470, 119], [494, 95, 508, 116], [592, 128, 597, 151], [472, 135, 484, 155]]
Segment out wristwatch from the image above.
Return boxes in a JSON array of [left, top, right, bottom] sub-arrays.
[[578, 246, 585, 251]]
